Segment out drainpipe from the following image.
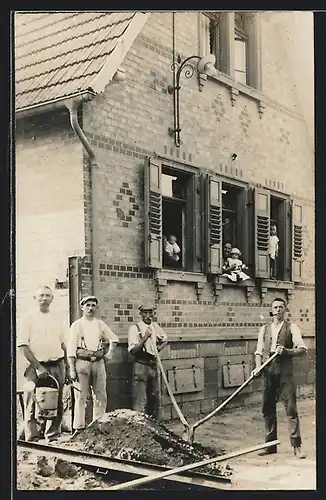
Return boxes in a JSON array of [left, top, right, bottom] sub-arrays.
[[65, 98, 100, 303]]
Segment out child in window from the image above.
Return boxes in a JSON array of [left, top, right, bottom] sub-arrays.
[[268, 224, 279, 280], [164, 234, 181, 262], [222, 248, 250, 282]]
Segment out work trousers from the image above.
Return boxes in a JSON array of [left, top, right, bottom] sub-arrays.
[[132, 361, 158, 418], [262, 363, 302, 448], [73, 358, 107, 430], [23, 360, 65, 441]]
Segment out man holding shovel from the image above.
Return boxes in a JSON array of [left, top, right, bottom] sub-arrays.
[[128, 304, 168, 418], [252, 297, 307, 458]]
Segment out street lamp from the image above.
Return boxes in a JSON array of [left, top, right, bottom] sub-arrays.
[[168, 54, 217, 147]]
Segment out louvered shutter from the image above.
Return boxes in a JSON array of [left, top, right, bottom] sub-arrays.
[[144, 158, 162, 269], [254, 187, 270, 278], [291, 200, 304, 282], [205, 176, 223, 274]]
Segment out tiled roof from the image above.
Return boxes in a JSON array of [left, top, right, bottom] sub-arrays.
[[15, 12, 141, 110]]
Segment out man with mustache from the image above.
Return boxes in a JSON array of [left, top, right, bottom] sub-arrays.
[[252, 297, 307, 459]]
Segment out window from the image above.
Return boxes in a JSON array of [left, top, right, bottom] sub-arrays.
[[203, 11, 261, 91], [144, 158, 202, 272], [145, 158, 303, 284], [253, 188, 304, 282], [234, 13, 248, 85], [202, 175, 250, 275], [161, 168, 188, 269], [206, 13, 222, 72]]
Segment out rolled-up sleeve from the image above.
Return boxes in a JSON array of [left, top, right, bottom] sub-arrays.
[[100, 321, 119, 344], [128, 325, 139, 353], [17, 317, 30, 348], [67, 322, 79, 358], [254, 325, 266, 356], [290, 323, 307, 350], [155, 324, 167, 343]]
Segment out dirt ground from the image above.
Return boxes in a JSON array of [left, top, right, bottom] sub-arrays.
[[167, 393, 316, 490], [16, 394, 316, 491]]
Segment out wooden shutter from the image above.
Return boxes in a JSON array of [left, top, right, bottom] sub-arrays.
[[291, 200, 304, 282], [144, 158, 162, 269], [254, 187, 270, 278], [205, 175, 223, 274]]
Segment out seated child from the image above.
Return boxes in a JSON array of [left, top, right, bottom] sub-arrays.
[[164, 234, 181, 262], [222, 247, 250, 282]]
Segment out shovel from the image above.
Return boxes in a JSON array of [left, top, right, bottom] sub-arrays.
[[186, 351, 279, 444]]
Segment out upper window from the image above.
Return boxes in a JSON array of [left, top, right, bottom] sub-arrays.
[[234, 13, 248, 85], [203, 11, 261, 91]]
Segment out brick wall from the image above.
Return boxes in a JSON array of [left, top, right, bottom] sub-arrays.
[[15, 109, 85, 389], [80, 12, 315, 418], [15, 13, 315, 414]]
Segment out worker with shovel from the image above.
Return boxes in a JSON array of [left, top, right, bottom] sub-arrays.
[[17, 286, 70, 442], [252, 297, 307, 459], [128, 304, 168, 418]]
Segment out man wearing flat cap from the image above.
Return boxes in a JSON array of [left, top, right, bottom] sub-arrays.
[[128, 304, 168, 417], [67, 295, 119, 432]]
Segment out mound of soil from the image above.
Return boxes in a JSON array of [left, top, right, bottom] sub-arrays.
[[67, 409, 232, 478]]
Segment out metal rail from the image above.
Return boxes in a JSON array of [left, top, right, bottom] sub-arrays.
[[17, 440, 232, 490]]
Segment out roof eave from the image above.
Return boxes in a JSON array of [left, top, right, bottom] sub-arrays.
[[89, 12, 150, 94], [15, 90, 96, 119]]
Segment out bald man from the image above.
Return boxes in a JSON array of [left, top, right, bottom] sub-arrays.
[[18, 286, 70, 442]]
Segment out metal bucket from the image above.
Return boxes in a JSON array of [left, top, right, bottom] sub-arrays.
[[34, 374, 59, 421]]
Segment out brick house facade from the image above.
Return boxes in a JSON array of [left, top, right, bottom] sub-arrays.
[[15, 12, 315, 419]]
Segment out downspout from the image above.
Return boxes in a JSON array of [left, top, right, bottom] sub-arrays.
[[65, 98, 100, 303]]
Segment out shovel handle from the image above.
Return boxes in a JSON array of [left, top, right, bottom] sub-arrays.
[[191, 351, 279, 433]]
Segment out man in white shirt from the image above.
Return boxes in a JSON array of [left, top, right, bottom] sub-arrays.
[[17, 286, 69, 442], [128, 304, 168, 417], [67, 295, 119, 432], [252, 297, 307, 459]]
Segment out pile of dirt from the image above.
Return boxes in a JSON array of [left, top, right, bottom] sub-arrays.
[[17, 409, 232, 490], [67, 409, 232, 477]]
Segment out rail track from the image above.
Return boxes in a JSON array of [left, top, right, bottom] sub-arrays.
[[17, 439, 233, 490]]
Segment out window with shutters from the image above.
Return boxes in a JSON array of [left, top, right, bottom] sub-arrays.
[[253, 187, 302, 284], [203, 175, 251, 276], [144, 157, 202, 273]]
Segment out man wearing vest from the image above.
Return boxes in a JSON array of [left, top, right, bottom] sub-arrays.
[[128, 304, 168, 417], [252, 297, 307, 459], [67, 295, 119, 433]]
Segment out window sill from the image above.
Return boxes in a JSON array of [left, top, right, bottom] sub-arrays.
[[203, 71, 266, 116], [154, 269, 207, 301], [211, 275, 255, 302], [259, 279, 295, 303]]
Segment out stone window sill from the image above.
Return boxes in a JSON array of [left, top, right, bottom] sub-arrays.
[[154, 269, 207, 300], [211, 275, 255, 302], [201, 71, 266, 117], [259, 279, 295, 303]]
